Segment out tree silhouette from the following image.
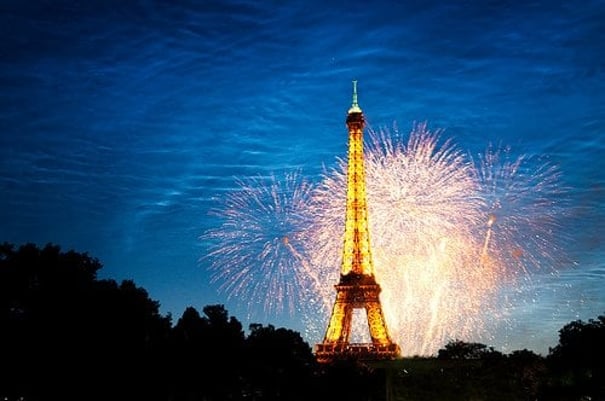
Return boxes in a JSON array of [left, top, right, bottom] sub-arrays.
[[169, 304, 246, 400], [0, 242, 172, 401], [7, 240, 605, 401], [437, 339, 491, 360], [244, 323, 317, 401], [0, 242, 102, 400], [546, 314, 605, 399], [508, 349, 546, 397]]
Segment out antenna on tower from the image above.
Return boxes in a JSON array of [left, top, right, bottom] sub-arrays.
[[348, 80, 362, 114]]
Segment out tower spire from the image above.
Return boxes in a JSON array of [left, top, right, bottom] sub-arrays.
[[348, 80, 362, 114]]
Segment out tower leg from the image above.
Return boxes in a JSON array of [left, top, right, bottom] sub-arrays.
[[366, 302, 391, 345], [324, 299, 349, 343]]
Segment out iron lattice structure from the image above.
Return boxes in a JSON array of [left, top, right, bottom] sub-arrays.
[[315, 82, 400, 363]]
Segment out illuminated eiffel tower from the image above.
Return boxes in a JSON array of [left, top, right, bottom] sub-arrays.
[[315, 81, 400, 363]]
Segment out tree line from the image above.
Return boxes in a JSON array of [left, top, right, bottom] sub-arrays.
[[1, 242, 604, 401]]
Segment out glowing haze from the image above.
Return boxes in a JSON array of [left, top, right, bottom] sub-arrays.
[[202, 122, 569, 356]]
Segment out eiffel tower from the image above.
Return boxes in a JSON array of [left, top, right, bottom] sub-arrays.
[[315, 81, 400, 363]]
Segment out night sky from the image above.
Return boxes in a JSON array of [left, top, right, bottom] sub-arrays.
[[1, 0, 604, 356]]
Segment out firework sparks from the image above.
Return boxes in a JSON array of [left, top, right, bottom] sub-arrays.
[[473, 144, 569, 278], [201, 123, 569, 356], [200, 170, 318, 318], [307, 122, 498, 355]]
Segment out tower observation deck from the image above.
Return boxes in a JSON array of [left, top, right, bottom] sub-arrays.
[[314, 82, 400, 363]]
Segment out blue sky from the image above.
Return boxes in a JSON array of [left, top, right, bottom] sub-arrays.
[[1, 0, 603, 355]]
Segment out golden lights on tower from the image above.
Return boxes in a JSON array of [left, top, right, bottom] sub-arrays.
[[315, 81, 400, 363]]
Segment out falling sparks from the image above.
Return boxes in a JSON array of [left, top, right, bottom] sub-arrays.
[[201, 123, 569, 356]]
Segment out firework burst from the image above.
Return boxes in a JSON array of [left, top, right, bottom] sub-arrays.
[[308, 122, 500, 355], [200, 170, 318, 318], [472, 144, 569, 278], [201, 122, 569, 356]]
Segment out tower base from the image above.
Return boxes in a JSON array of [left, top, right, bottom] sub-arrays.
[[315, 342, 400, 364]]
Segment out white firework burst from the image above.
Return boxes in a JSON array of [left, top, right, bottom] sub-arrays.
[[200, 170, 317, 318]]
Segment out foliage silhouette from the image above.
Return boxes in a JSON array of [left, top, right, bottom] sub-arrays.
[[2, 241, 605, 401], [169, 304, 246, 400], [545, 314, 605, 399], [437, 339, 490, 360], [0, 242, 172, 401], [244, 323, 317, 401]]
